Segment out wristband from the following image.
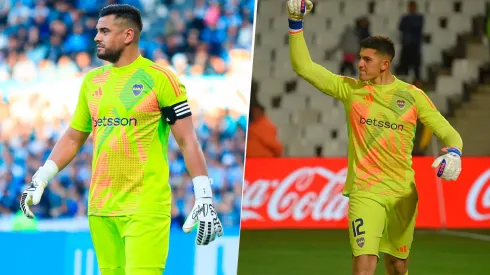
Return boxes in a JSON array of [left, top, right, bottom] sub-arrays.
[[192, 175, 213, 199], [288, 19, 303, 33], [33, 159, 59, 187], [443, 147, 462, 157]]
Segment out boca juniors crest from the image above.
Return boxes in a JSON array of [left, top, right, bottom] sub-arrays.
[[397, 99, 406, 109], [132, 83, 144, 96]]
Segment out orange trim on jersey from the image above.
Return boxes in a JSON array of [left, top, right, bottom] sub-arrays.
[[92, 71, 110, 85], [364, 85, 376, 94], [409, 85, 435, 109], [150, 65, 182, 97], [363, 93, 374, 104], [289, 29, 303, 34]]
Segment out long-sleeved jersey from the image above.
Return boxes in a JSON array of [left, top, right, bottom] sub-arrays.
[[290, 31, 463, 197]]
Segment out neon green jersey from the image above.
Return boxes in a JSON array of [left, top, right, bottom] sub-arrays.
[[70, 55, 190, 216], [290, 31, 463, 197]]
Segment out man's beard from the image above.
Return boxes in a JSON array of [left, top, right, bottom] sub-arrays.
[[97, 46, 123, 63]]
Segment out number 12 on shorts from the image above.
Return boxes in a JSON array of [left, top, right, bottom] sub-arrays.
[[351, 218, 365, 237]]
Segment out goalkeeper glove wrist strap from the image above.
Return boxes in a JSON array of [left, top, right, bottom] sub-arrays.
[[33, 159, 59, 187], [443, 147, 462, 156], [288, 19, 303, 33], [192, 175, 213, 199]]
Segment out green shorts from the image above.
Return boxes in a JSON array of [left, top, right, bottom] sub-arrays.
[[348, 192, 418, 259], [88, 214, 171, 275]]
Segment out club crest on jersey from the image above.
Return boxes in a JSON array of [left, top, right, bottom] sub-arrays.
[[132, 84, 144, 96], [397, 99, 406, 109], [357, 237, 365, 248]]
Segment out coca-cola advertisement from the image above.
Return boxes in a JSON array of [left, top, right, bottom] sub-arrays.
[[241, 157, 490, 229]]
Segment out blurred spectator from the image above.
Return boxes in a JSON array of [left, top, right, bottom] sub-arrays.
[[328, 24, 359, 77], [397, 1, 424, 80], [356, 17, 371, 41], [246, 100, 283, 158]]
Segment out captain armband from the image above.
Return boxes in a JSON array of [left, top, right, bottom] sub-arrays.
[[161, 100, 192, 125]]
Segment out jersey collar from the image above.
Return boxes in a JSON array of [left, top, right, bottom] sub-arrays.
[[367, 75, 399, 91], [110, 55, 144, 75]]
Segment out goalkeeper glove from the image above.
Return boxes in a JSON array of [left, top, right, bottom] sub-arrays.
[[287, 0, 313, 32], [431, 147, 462, 181], [183, 176, 224, 246], [20, 160, 59, 219]]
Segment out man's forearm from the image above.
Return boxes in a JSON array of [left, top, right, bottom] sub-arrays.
[[181, 138, 208, 178], [47, 127, 90, 171], [30, 127, 89, 186], [439, 128, 463, 152]]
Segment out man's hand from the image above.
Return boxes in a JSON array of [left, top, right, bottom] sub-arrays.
[[20, 177, 48, 219], [183, 197, 224, 245], [182, 176, 224, 246], [287, 0, 313, 21], [20, 160, 59, 219], [431, 147, 462, 181]]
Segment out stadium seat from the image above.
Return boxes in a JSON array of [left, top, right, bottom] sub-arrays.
[[427, 0, 453, 15], [422, 44, 443, 65], [373, 0, 402, 16], [278, 124, 304, 144], [322, 138, 348, 157], [344, 1, 369, 19], [451, 59, 479, 83], [424, 16, 441, 33], [428, 92, 449, 116], [281, 94, 308, 110], [313, 0, 342, 18], [435, 76, 464, 99], [287, 140, 317, 157], [461, 0, 488, 16], [431, 30, 457, 49], [307, 91, 336, 110], [268, 109, 292, 127], [448, 14, 472, 34], [466, 43, 490, 65], [304, 123, 335, 144], [291, 109, 322, 125]]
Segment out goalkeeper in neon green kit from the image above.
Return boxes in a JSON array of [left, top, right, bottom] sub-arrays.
[[287, 1, 463, 275], [19, 4, 223, 275]]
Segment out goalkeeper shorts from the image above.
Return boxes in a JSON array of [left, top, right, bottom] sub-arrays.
[[88, 213, 171, 275], [347, 192, 418, 259]]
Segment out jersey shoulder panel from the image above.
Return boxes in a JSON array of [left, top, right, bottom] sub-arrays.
[[143, 60, 177, 84], [83, 65, 112, 84]]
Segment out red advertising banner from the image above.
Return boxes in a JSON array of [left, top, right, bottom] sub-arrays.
[[241, 157, 490, 229]]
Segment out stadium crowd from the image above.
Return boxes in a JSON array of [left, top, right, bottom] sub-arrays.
[[0, 0, 255, 81], [0, 0, 252, 228]]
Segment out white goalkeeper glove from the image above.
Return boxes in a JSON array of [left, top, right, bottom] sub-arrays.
[[287, 0, 313, 33], [183, 176, 224, 246], [431, 147, 462, 181], [20, 160, 59, 219]]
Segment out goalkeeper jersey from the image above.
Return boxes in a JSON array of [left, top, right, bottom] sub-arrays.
[[290, 31, 463, 197], [70, 55, 190, 216]]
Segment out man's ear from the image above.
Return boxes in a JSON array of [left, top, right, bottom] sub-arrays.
[[381, 58, 391, 71], [124, 28, 135, 45]]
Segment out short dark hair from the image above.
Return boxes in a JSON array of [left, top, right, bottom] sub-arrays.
[[360, 35, 395, 61], [99, 4, 143, 32]]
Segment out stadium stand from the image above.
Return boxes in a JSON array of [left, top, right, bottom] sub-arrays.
[[0, 0, 253, 229], [251, 0, 490, 157]]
